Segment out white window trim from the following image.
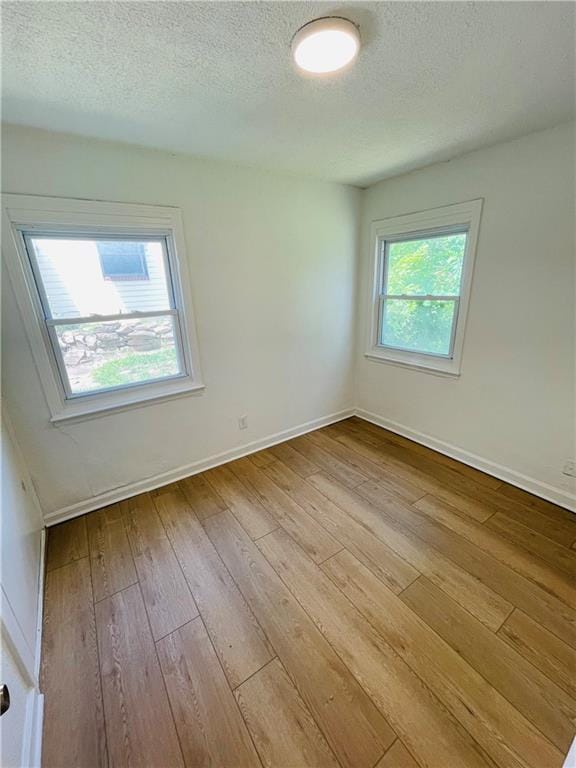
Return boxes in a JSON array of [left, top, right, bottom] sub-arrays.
[[365, 199, 483, 377], [2, 194, 205, 423]]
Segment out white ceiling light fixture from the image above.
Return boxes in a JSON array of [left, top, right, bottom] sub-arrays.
[[292, 17, 360, 75]]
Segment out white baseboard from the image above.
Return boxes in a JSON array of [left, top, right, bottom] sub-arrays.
[[44, 409, 354, 526], [355, 409, 576, 512]]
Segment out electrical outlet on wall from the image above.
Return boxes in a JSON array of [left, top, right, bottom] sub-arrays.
[[238, 415, 248, 430], [562, 460, 575, 477]]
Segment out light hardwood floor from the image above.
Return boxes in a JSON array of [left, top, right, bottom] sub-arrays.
[[41, 417, 576, 768]]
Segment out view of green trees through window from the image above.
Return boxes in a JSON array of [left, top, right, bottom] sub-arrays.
[[380, 232, 466, 356]]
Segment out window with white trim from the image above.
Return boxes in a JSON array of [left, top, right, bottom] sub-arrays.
[[2, 195, 204, 421], [366, 200, 483, 376]]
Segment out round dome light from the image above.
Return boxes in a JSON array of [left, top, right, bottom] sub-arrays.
[[292, 17, 360, 74]]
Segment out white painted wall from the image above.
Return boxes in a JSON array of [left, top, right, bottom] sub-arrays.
[[1, 125, 359, 519], [356, 122, 575, 506]]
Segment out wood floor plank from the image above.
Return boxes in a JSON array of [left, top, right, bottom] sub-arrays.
[[498, 482, 575, 521], [248, 449, 277, 468], [41, 558, 107, 768], [153, 486, 274, 688], [203, 510, 395, 768], [46, 515, 89, 571], [122, 492, 198, 640], [320, 549, 563, 768], [235, 658, 339, 768], [401, 577, 576, 752], [360, 429, 576, 542], [179, 473, 228, 520], [157, 617, 261, 768], [413, 494, 576, 609], [309, 428, 426, 502], [326, 424, 430, 504], [492, 501, 576, 548], [340, 423, 508, 512], [230, 456, 342, 564], [263, 461, 419, 593], [288, 434, 369, 488], [345, 418, 503, 491], [498, 610, 576, 700], [95, 584, 184, 767], [352, 483, 576, 649], [257, 528, 496, 768], [267, 441, 320, 477], [327, 424, 494, 522], [337, 422, 575, 537], [486, 511, 576, 578], [309, 472, 512, 630], [204, 464, 277, 539], [375, 741, 420, 768], [86, 503, 137, 602]]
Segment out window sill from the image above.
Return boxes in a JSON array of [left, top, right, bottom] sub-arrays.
[[364, 351, 461, 378], [50, 379, 205, 424]]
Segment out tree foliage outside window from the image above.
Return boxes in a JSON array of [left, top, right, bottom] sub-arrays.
[[380, 233, 466, 356]]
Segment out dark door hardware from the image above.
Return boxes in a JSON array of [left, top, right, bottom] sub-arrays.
[[0, 684, 10, 716]]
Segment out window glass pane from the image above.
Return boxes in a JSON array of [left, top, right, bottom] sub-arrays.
[[98, 241, 149, 280], [385, 233, 466, 296], [27, 236, 171, 319], [54, 315, 181, 394], [380, 299, 456, 356]]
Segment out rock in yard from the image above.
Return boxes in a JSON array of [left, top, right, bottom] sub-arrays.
[[60, 331, 75, 345], [96, 332, 121, 349], [64, 349, 89, 365], [127, 331, 161, 351]]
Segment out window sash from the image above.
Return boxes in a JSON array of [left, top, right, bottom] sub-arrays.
[[46, 312, 188, 399], [377, 295, 460, 359], [22, 232, 176, 321], [376, 229, 466, 360], [379, 229, 467, 300], [22, 232, 189, 400]]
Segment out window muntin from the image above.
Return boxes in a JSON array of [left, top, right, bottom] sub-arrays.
[[377, 230, 467, 359], [23, 233, 187, 398]]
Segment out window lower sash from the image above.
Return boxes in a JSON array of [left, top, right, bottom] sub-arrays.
[[377, 295, 460, 358], [45, 310, 187, 399]]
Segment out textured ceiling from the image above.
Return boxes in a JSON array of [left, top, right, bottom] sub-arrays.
[[2, 1, 574, 186]]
